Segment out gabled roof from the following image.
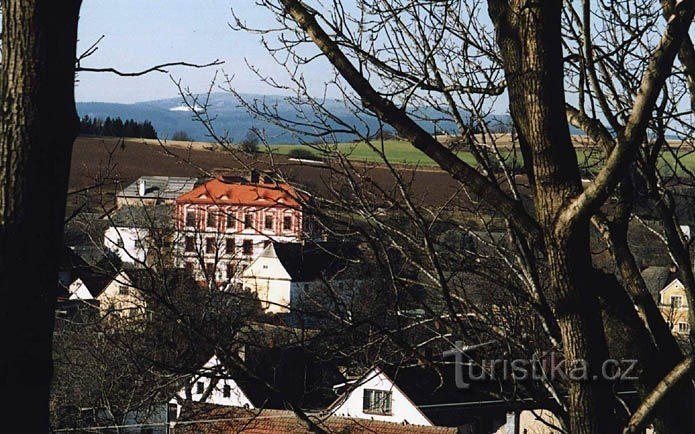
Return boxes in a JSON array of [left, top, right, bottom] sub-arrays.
[[176, 177, 302, 208], [195, 346, 345, 412], [119, 176, 203, 200], [256, 241, 360, 282], [177, 405, 458, 434], [641, 266, 677, 300]]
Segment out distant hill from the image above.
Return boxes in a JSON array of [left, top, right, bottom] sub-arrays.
[[77, 92, 518, 144]]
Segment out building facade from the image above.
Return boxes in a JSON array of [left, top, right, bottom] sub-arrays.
[[175, 175, 316, 283]]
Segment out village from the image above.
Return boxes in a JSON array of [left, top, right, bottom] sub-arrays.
[[52, 159, 694, 433]]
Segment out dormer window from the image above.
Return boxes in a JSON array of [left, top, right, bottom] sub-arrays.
[[363, 389, 392, 415]]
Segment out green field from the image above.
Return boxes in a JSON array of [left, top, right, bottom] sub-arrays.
[[269, 140, 695, 175]]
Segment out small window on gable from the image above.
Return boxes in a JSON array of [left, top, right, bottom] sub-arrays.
[[671, 295, 683, 308], [196, 381, 204, 394], [118, 285, 129, 295], [363, 389, 392, 415], [223, 384, 231, 398]]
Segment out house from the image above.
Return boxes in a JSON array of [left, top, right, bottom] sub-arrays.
[[641, 266, 691, 336], [239, 241, 360, 313], [171, 344, 343, 419], [115, 176, 202, 208], [103, 204, 173, 264], [659, 278, 690, 335], [57, 266, 146, 321], [328, 364, 562, 434], [175, 173, 319, 282], [173, 405, 459, 434]]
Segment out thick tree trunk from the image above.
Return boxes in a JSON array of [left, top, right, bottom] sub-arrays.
[[0, 0, 82, 431], [489, 2, 618, 433]]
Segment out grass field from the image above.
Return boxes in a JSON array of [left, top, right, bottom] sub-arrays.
[[268, 140, 695, 174]]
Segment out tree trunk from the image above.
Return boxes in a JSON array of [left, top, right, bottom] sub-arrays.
[[489, 2, 618, 433], [0, 0, 82, 431]]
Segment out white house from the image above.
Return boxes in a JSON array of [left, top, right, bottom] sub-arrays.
[[64, 269, 146, 320], [239, 241, 359, 313], [329, 367, 433, 426], [104, 204, 173, 265], [170, 355, 254, 418]]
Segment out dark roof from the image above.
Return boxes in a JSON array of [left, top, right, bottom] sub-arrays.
[[269, 241, 360, 281], [641, 266, 677, 301], [105, 204, 173, 228], [177, 405, 458, 434], [214, 346, 345, 411]]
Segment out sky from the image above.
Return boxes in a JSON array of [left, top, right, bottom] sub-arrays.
[[76, 0, 325, 103]]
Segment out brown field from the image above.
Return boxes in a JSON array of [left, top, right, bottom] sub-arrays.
[[68, 136, 464, 213]]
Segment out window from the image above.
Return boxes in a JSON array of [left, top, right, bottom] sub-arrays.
[[678, 322, 690, 333], [196, 381, 204, 394], [265, 214, 274, 230], [186, 209, 196, 227], [118, 285, 129, 295], [244, 213, 254, 229], [242, 240, 253, 255], [205, 238, 216, 254], [363, 389, 392, 415], [227, 263, 236, 280], [205, 262, 215, 277], [670, 295, 683, 308], [206, 211, 217, 228], [223, 384, 231, 398], [226, 238, 235, 255], [226, 213, 236, 230], [167, 403, 179, 423], [185, 236, 195, 252], [283, 215, 292, 231]]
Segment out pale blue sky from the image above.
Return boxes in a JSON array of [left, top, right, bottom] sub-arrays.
[[76, 0, 316, 103]]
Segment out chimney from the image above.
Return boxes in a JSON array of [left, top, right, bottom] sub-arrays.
[[250, 170, 260, 184], [138, 179, 146, 196]]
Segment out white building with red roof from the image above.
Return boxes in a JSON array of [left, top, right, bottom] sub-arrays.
[[175, 173, 318, 283]]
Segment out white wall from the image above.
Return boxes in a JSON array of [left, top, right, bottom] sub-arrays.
[[104, 226, 150, 264], [330, 368, 432, 426], [241, 246, 293, 313], [172, 356, 254, 413]]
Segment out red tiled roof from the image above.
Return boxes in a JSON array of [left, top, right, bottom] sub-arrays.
[[176, 406, 458, 434], [176, 177, 301, 207]]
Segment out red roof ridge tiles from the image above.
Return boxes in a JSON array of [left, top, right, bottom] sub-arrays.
[[176, 177, 301, 208]]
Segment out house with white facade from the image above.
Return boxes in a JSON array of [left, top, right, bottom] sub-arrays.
[[104, 204, 173, 265], [175, 173, 320, 283], [328, 364, 566, 434], [171, 345, 344, 419], [239, 241, 360, 313], [59, 267, 146, 321]]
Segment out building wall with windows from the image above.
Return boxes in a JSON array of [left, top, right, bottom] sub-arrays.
[[330, 368, 432, 426], [175, 176, 312, 283], [659, 278, 691, 335]]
